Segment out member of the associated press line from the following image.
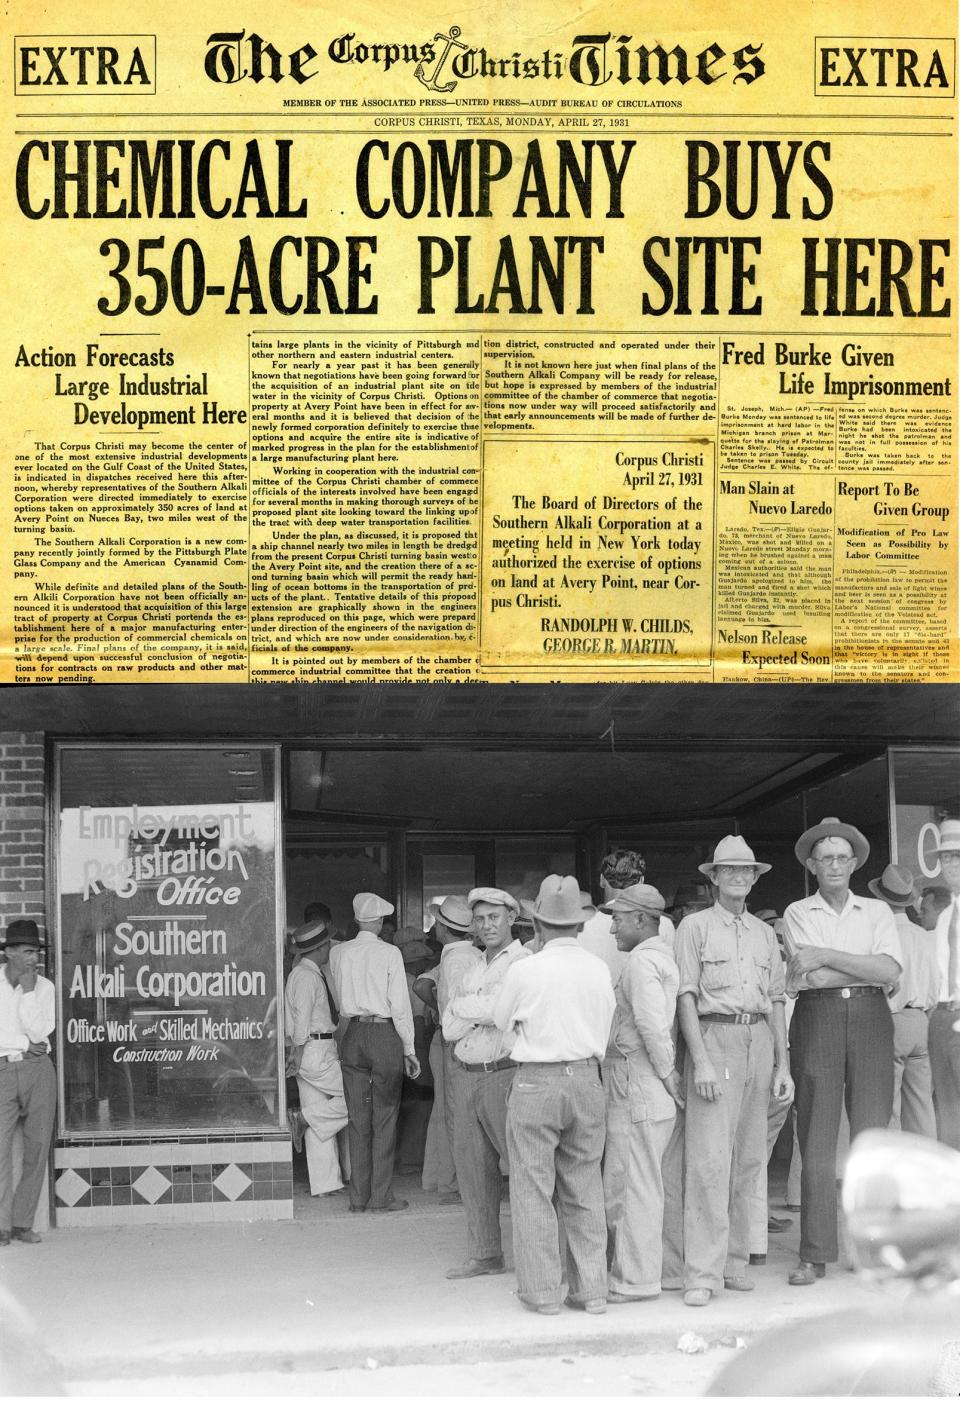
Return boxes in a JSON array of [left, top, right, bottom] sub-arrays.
[[442, 887, 529, 1282], [927, 819, 960, 1150], [0, 919, 57, 1244], [676, 837, 792, 1308], [328, 892, 420, 1214], [494, 875, 615, 1316], [601, 881, 684, 1303], [783, 817, 902, 1286], [284, 916, 349, 1195]]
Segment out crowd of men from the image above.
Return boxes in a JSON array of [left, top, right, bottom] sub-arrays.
[[279, 814, 960, 1314], [3, 811, 957, 1302]]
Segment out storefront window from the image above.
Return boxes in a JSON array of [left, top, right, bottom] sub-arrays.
[[890, 746, 960, 886], [56, 745, 282, 1135]]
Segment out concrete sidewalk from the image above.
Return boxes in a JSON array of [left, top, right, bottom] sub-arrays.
[[0, 1189, 883, 1389]]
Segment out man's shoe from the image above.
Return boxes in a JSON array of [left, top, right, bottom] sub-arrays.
[[748, 1253, 766, 1266], [370, 1198, 409, 1212], [767, 1215, 791, 1233], [564, 1297, 607, 1315], [10, 1228, 41, 1244], [683, 1288, 712, 1307], [437, 1191, 461, 1206], [723, 1275, 755, 1291], [446, 1255, 506, 1280], [519, 1296, 560, 1315], [287, 1108, 306, 1154], [788, 1260, 825, 1285]]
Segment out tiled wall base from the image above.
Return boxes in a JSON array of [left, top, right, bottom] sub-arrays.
[[54, 1137, 292, 1226]]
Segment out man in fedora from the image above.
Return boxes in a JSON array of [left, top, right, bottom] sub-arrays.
[[414, 895, 481, 1205], [869, 864, 938, 1139], [442, 888, 529, 1281], [0, 919, 56, 1244], [601, 882, 684, 1303], [328, 892, 420, 1213], [494, 876, 615, 1316], [676, 836, 791, 1307], [928, 819, 960, 1149], [783, 817, 902, 1285], [667, 881, 715, 928], [284, 915, 349, 1195]]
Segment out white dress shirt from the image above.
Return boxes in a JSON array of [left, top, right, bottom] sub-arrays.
[[284, 959, 337, 1046], [933, 895, 960, 1003], [443, 939, 529, 1063], [422, 940, 483, 1021], [328, 931, 415, 1055], [493, 938, 615, 1063], [782, 889, 902, 991], [0, 970, 56, 1060]]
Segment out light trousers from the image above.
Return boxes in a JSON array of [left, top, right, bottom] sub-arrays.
[[297, 1039, 349, 1195], [0, 1055, 56, 1233]]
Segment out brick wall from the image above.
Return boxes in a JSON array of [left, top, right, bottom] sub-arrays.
[[0, 732, 46, 938]]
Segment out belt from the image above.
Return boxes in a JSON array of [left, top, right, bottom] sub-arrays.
[[699, 1012, 765, 1025], [799, 986, 883, 999], [935, 1001, 960, 1012], [348, 1014, 391, 1024], [517, 1057, 599, 1073], [308, 1032, 334, 1040], [459, 1056, 514, 1073]]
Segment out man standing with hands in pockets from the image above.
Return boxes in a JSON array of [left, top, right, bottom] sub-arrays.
[[676, 837, 792, 1307]]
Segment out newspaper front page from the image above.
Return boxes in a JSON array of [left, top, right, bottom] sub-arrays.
[[1, 0, 956, 684]]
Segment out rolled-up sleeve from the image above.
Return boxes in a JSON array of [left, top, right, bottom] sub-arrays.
[[19, 981, 56, 1044]]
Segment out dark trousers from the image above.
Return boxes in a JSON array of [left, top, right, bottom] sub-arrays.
[[0, 1055, 56, 1233], [340, 1021, 404, 1210], [790, 991, 893, 1263], [928, 1006, 960, 1150]]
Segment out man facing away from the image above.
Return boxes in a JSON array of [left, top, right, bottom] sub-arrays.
[[601, 882, 684, 1303], [414, 895, 482, 1205], [328, 892, 420, 1213], [442, 887, 529, 1281], [783, 817, 901, 1285], [0, 919, 56, 1244], [867, 863, 938, 1138], [284, 915, 349, 1194], [928, 819, 960, 1149], [494, 875, 615, 1316], [676, 836, 792, 1307]]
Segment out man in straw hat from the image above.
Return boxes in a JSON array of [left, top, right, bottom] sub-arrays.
[[675, 836, 791, 1307], [284, 915, 349, 1195], [601, 882, 684, 1303], [415, 896, 482, 1205], [0, 919, 56, 1244], [928, 819, 960, 1149], [868, 864, 938, 1139], [494, 875, 615, 1315], [442, 887, 529, 1280], [329, 892, 420, 1213], [782, 817, 902, 1286]]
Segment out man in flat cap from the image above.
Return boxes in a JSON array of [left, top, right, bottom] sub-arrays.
[[494, 876, 615, 1316], [442, 887, 529, 1280], [284, 916, 349, 1195], [928, 819, 960, 1149], [0, 919, 56, 1244], [676, 836, 791, 1307], [328, 893, 420, 1213], [601, 882, 684, 1303], [868, 864, 938, 1139], [415, 896, 482, 1205], [783, 817, 902, 1285]]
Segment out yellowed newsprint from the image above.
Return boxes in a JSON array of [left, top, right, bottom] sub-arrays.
[[1, 0, 956, 684]]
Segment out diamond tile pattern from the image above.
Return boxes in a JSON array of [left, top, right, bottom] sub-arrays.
[[132, 1165, 171, 1205], [214, 1162, 252, 1201], [55, 1168, 89, 1207]]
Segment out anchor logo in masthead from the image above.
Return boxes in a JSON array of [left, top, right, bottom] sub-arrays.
[[415, 26, 468, 93]]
